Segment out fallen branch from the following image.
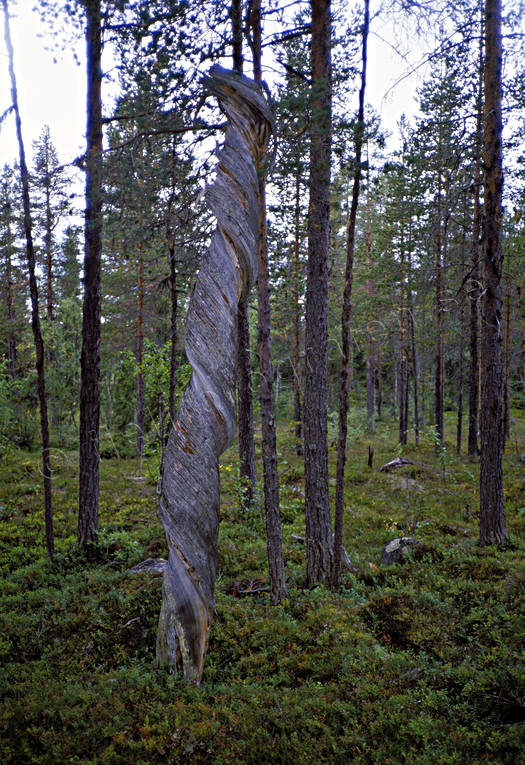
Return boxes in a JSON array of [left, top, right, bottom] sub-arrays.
[[377, 457, 433, 473], [128, 558, 167, 576]]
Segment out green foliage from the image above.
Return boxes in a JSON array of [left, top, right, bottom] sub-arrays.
[[1, 413, 524, 763], [0, 360, 39, 452], [110, 343, 191, 457]]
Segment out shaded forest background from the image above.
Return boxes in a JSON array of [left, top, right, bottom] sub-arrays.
[[0, 0, 524, 761]]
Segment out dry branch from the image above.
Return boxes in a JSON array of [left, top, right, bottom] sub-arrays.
[[377, 457, 433, 473]]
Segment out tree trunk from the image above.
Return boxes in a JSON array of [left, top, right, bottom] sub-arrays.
[[249, 0, 287, 604], [376, 346, 382, 419], [365, 151, 374, 433], [167, 137, 179, 426], [78, 0, 103, 549], [468, 12, 483, 458], [456, 192, 467, 455], [233, 0, 258, 510], [136, 245, 145, 458], [305, 0, 333, 588], [399, 228, 408, 446], [333, 0, 368, 589], [503, 281, 511, 446], [4, 208, 18, 378], [293, 172, 303, 455], [407, 248, 419, 445], [435, 167, 445, 448], [237, 294, 257, 508], [3, 0, 54, 558], [44, 150, 54, 325], [157, 67, 274, 682], [168, 241, 178, 424], [230, 0, 243, 73], [521, 270, 525, 393], [479, 0, 508, 546]]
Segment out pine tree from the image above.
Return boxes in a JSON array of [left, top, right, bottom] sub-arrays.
[[304, 0, 333, 586]]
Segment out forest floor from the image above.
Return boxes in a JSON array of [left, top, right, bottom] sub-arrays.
[[0, 410, 524, 764]]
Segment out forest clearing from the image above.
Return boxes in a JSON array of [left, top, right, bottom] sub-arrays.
[[1, 0, 524, 761]]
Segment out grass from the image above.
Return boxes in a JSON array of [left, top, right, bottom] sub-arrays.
[[0, 409, 524, 763]]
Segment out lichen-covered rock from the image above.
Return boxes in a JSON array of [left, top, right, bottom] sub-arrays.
[[381, 536, 424, 565]]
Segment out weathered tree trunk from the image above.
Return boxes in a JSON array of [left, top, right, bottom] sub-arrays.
[[249, 0, 287, 604], [78, 0, 103, 549], [479, 0, 508, 546], [3, 0, 54, 558], [333, 0, 368, 589], [136, 244, 145, 458], [157, 67, 274, 683], [305, 0, 333, 588]]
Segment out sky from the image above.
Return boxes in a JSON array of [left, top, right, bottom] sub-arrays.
[[1, 2, 86, 168], [1, 3, 420, 174]]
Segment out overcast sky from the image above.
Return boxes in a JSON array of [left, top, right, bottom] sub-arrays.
[[1, 3, 85, 166], [0, 3, 418, 172]]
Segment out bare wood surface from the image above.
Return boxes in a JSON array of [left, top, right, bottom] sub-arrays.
[[157, 66, 273, 684], [377, 457, 433, 473]]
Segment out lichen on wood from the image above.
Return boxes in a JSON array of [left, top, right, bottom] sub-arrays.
[[155, 66, 273, 684]]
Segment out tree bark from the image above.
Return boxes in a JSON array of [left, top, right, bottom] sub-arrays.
[[435, 163, 445, 448], [168, 240, 178, 424], [43, 142, 54, 325], [3, 0, 54, 558], [305, 0, 333, 588], [136, 244, 145, 458], [237, 294, 257, 507], [234, 0, 258, 510], [468, 11, 484, 458], [333, 0, 368, 589], [249, 0, 287, 604], [3, 196, 18, 378], [479, 0, 508, 546], [167, 137, 179, 425], [407, 245, 419, 445], [456, 191, 467, 455], [365, 150, 374, 433], [230, 0, 243, 73], [399, 224, 408, 446], [293, 171, 303, 455], [157, 67, 274, 683], [503, 281, 511, 447], [376, 346, 382, 419], [78, 0, 103, 549]]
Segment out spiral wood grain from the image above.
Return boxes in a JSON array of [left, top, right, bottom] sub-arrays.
[[156, 66, 273, 684]]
